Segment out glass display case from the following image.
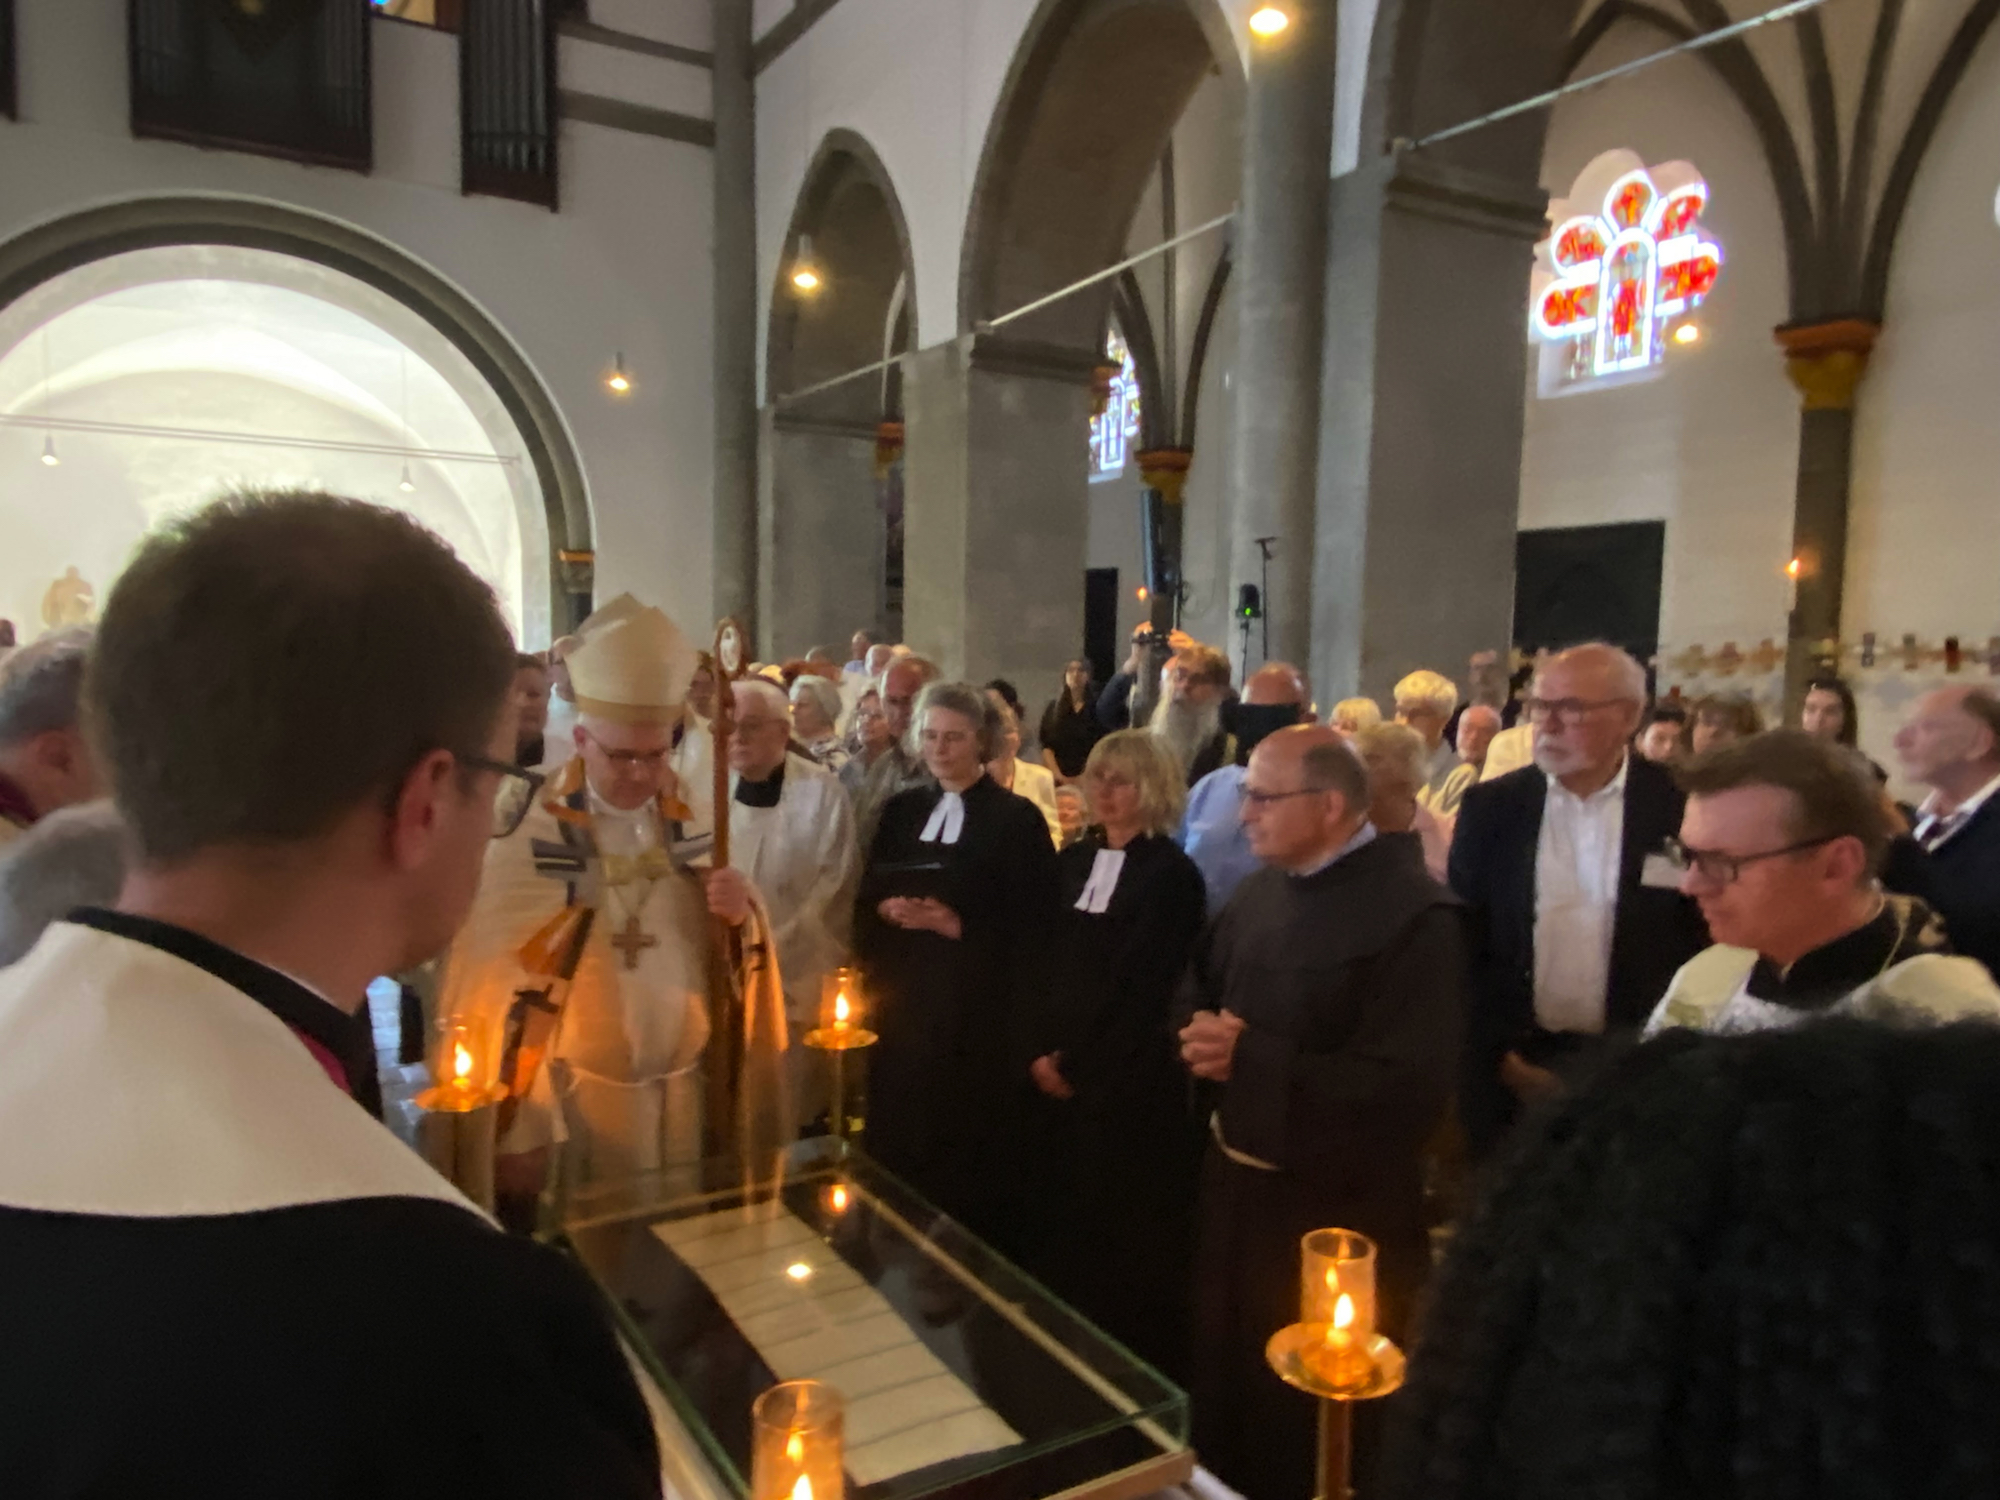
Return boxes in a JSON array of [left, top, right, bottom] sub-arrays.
[[560, 1142, 1193, 1500]]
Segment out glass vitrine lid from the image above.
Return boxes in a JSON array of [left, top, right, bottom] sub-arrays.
[[561, 1142, 1191, 1500]]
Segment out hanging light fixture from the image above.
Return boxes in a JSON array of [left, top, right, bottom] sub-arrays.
[[38, 328, 59, 468], [605, 352, 633, 394], [398, 462, 416, 493], [1248, 4, 1291, 38], [790, 235, 824, 294]]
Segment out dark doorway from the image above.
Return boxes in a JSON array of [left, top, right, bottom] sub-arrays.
[[1514, 522, 1665, 662], [1083, 568, 1120, 686]]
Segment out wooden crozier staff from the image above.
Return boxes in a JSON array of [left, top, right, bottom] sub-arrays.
[[702, 620, 749, 1168]]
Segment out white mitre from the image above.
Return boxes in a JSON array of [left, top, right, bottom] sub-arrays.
[[575, 591, 645, 639], [566, 605, 698, 726]]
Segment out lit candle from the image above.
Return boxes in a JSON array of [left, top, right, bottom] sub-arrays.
[[1301, 1228, 1378, 1390], [833, 989, 851, 1033], [822, 1181, 852, 1217], [751, 1381, 845, 1500]]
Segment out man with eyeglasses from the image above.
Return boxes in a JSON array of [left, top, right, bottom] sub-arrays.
[[1646, 730, 2000, 1036], [1449, 642, 1707, 1155], [842, 652, 940, 845], [1177, 724, 1463, 1500], [440, 603, 771, 1220], [0, 493, 662, 1495]]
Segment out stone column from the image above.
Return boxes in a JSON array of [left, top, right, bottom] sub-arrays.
[[757, 409, 889, 655], [902, 335, 1095, 690], [1225, 0, 1339, 670], [1313, 148, 1548, 702], [1776, 319, 1878, 710], [711, 0, 759, 639]]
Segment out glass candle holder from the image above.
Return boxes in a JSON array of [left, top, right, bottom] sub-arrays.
[[1300, 1228, 1377, 1390], [429, 1010, 505, 1109], [806, 967, 876, 1050], [750, 1380, 845, 1500]]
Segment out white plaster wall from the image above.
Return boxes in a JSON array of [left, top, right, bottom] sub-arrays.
[[1846, 15, 2000, 783], [0, 0, 716, 639], [1520, 35, 1801, 720]]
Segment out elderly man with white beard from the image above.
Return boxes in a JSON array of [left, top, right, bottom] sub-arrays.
[[1148, 643, 1236, 787]]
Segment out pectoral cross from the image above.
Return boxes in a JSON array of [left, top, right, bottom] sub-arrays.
[[610, 915, 659, 972]]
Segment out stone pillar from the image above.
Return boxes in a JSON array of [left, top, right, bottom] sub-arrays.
[[711, 0, 759, 639], [758, 410, 889, 656], [1313, 148, 1548, 702], [902, 335, 1095, 690], [1777, 319, 1877, 710], [1226, 0, 1339, 670]]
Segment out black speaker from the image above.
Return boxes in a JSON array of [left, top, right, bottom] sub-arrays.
[[1237, 583, 1263, 620]]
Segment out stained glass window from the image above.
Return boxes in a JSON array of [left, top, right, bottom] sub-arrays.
[[1530, 152, 1723, 397], [1090, 327, 1141, 479]]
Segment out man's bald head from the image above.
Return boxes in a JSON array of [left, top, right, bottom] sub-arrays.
[[879, 655, 940, 740], [1242, 724, 1371, 873], [1244, 662, 1310, 708]]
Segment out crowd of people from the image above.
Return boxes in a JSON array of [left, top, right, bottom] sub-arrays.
[[6, 496, 2000, 1497]]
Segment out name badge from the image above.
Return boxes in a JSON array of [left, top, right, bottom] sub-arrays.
[[1641, 852, 1684, 891]]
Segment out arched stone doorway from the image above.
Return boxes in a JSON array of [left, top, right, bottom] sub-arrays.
[[0, 198, 590, 644], [761, 130, 916, 657], [901, 0, 1237, 689]]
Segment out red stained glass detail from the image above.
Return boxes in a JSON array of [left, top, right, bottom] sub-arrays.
[[1609, 178, 1654, 230], [1656, 190, 1704, 236], [1658, 250, 1720, 302], [1554, 222, 1607, 268], [1610, 281, 1640, 337], [1541, 283, 1597, 328]]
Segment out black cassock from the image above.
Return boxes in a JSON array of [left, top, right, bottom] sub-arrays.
[[1028, 831, 1207, 1381], [1179, 831, 1466, 1500], [854, 775, 1057, 1254]]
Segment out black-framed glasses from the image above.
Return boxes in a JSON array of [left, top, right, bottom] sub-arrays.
[[1664, 834, 1840, 886], [1525, 696, 1629, 725], [461, 754, 546, 839], [1237, 784, 1329, 809]]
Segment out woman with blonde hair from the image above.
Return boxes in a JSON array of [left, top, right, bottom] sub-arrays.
[[1026, 729, 1207, 1379], [1331, 696, 1383, 734]]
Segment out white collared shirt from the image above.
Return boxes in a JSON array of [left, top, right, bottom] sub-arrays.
[[1533, 755, 1628, 1035], [1914, 771, 2000, 852]]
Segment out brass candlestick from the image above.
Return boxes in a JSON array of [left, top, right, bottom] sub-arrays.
[[415, 1013, 507, 1211], [1265, 1228, 1407, 1500], [802, 968, 876, 1141]]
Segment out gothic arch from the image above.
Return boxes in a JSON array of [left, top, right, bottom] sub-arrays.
[[767, 127, 917, 425], [0, 194, 590, 629], [958, 0, 1241, 355]]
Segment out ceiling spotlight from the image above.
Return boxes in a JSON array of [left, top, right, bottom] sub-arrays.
[[1673, 323, 1701, 346], [398, 462, 416, 493], [791, 235, 824, 294], [40, 434, 59, 467], [1248, 4, 1291, 37], [605, 352, 633, 395]]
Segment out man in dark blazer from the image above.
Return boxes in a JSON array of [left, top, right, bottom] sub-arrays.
[[1890, 686, 2000, 978], [1449, 643, 1707, 1154]]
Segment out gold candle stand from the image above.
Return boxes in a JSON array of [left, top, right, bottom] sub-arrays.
[[414, 1080, 506, 1212], [803, 969, 876, 1141], [1265, 1227, 1407, 1500]]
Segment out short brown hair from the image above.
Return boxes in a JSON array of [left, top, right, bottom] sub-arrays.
[[1300, 737, 1371, 809], [1678, 729, 1888, 877], [1688, 694, 1765, 743], [1175, 644, 1232, 687], [1960, 688, 2000, 749], [88, 490, 515, 864]]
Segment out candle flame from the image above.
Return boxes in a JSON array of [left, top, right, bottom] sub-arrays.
[[834, 992, 850, 1024], [786, 1433, 805, 1464], [452, 1042, 474, 1082], [791, 1476, 813, 1500], [829, 1184, 850, 1213], [1333, 1293, 1355, 1331]]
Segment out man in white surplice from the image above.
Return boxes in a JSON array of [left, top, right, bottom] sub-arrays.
[[440, 604, 764, 1200], [725, 678, 858, 1047]]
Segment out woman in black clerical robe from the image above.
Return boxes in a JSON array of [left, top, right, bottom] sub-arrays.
[[1026, 730, 1207, 1379], [854, 681, 1059, 1256]]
